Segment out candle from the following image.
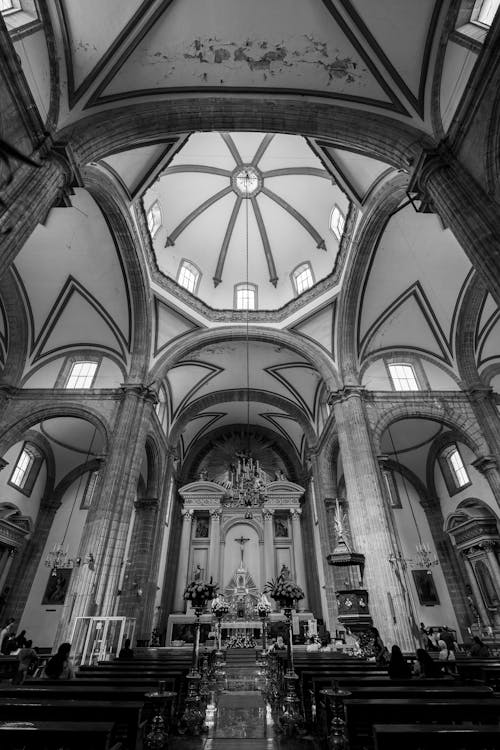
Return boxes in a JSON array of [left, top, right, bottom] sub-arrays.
[[467, 627, 471, 634]]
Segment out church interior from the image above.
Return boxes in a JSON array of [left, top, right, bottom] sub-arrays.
[[2, 0, 500, 747]]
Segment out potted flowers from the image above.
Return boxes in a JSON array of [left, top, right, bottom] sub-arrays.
[[211, 595, 230, 618], [266, 573, 304, 610], [183, 578, 218, 612]]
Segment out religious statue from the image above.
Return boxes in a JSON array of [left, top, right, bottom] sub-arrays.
[[193, 563, 203, 581], [279, 563, 291, 581], [274, 517, 289, 538], [195, 517, 209, 538]]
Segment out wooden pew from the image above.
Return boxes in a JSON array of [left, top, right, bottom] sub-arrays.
[[344, 698, 500, 750], [0, 683, 173, 701], [0, 720, 118, 750], [372, 723, 500, 750], [0, 698, 144, 750]]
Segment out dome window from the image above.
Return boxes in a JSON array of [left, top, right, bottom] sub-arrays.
[[65, 361, 98, 389], [177, 260, 201, 294], [330, 205, 345, 240], [235, 283, 257, 310], [292, 263, 314, 295], [146, 201, 162, 238]]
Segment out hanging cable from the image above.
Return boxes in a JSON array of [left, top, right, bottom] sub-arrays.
[[244, 179, 251, 453]]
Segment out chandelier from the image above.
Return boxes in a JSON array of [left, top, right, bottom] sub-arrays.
[[44, 425, 97, 574]]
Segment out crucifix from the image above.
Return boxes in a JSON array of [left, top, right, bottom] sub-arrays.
[[234, 535, 250, 566]]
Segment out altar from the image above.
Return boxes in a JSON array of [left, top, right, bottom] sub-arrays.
[[166, 447, 314, 645]]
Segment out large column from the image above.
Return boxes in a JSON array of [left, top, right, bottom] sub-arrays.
[[472, 455, 500, 511], [57, 385, 157, 642], [172, 509, 194, 612], [330, 386, 415, 650], [208, 509, 221, 583], [263, 509, 275, 608], [118, 497, 159, 642], [290, 508, 308, 611], [409, 147, 500, 306]]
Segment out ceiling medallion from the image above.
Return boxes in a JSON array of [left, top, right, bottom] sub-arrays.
[[232, 166, 262, 197]]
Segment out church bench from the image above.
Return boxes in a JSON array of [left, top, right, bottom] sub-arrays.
[[24, 676, 179, 689], [0, 657, 18, 681], [0, 698, 144, 750], [0, 683, 175, 701], [311, 680, 490, 730], [344, 698, 500, 750], [372, 723, 500, 750], [0, 720, 118, 750]]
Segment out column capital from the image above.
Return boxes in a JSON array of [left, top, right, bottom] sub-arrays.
[[472, 455, 498, 475], [181, 508, 194, 520], [328, 385, 366, 406], [377, 454, 391, 469], [210, 509, 222, 519], [263, 509, 275, 521], [290, 508, 302, 518], [465, 385, 494, 403], [119, 383, 158, 405], [408, 143, 452, 195], [134, 497, 159, 512]]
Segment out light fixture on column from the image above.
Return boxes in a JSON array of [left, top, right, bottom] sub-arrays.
[[386, 426, 439, 572], [45, 424, 98, 574]]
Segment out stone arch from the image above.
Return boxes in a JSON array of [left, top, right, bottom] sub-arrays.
[[455, 272, 488, 386], [63, 99, 432, 169], [144, 435, 164, 498], [53, 457, 103, 508], [0, 269, 29, 387], [151, 325, 339, 393], [359, 350, 462, 388], [371, 404, 488, 458], [336, 174, 410, 382], [0, 403, 111, 459], [169, 388, 317, 451], [83, 168, 152, 383]]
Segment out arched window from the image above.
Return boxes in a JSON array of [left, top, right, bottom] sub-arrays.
[[177, 260, 201, 294], [330, 205, 346, 240], [473, 0, 500, 25], [439, 444, 471, 494], [146, 201, 162, 238], [65, 360, 98, 389], [292, 263, 314, 295], [234, 283, 257, 310]]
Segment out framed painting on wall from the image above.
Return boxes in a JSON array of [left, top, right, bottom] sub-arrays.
[[42, 568, 71, 605], [412, 569, 440, 606]]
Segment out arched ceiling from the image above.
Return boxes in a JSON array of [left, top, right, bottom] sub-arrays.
[[141, 131, 349, 309], [48, 0, 449, 131]]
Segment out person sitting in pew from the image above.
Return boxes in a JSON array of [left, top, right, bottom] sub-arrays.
[[469, 635, 490, 657], [388, 644, 412, 679], [12, 639, 38, 684], [118, 638, 134, 660], [43, 642, 75, 680], [413, 648, 444, 677]]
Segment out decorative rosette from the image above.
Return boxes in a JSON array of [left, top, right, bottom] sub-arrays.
[[266, 574, 304, 607], [211, 595, 230, 618], [183, 578, 218, 607]]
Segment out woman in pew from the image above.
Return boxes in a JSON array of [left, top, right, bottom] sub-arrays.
[[12, 639, 38, 684], [43, 642, 75, 680], [413, 648, 444, 677], [388, 645, 412, 679], [118, 637, 134, 659], [469, 636, 490, 657]]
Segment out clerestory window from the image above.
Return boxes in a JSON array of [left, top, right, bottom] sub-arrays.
[[330, 205, 346, 240], [146, 201, 162, 238], [472, 0, 500, 25], [9, 442, 43, 495], [439, 444, 471, 495], [388, 363, 420, 391], [65, 361, 98, 389]]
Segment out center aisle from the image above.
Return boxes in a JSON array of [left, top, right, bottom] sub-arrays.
[[171, 648, 321, 750]]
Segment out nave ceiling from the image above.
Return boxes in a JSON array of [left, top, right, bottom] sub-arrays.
[[2, 0, 500, 469]]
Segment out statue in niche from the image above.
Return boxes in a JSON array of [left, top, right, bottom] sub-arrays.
[[280, 563, 291, 581], [193, 563, 203, 581], [195, 517, 209, 538], [274, 517, 289, 538], [198, 468, 209, 481]]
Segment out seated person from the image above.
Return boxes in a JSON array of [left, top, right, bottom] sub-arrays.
[[13, 639, 38, 684], [388, 644, 412, 679], [306, 637, 321, 652], [118, 637, 134, 659], [469, 636, 490, 657], [270, 636, 287, 651], [43, 642, 75, 680], [413, 648, 444, 677]]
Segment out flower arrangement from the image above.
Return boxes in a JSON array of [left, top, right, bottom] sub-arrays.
[[211, 595, 230, 618], [265, 574, 304, 606], [183, 577, 218, 606]]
